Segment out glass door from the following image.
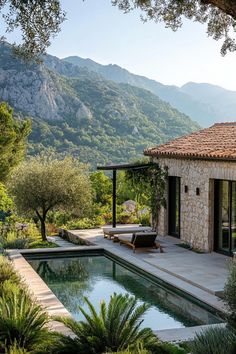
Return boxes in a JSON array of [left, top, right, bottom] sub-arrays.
[[215, 180, 236, 255], [231, 182, 236, 253], [168, 176, 180, 238]]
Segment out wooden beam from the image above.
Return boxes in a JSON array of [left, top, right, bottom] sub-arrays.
[[97, 162, 157, 171]]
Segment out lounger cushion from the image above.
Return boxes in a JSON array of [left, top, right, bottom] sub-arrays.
[[132, 232, 157, 247]]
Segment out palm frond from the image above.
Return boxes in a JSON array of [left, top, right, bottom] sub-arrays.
[[0, 290, 52, 352], [55, 292, 157, 354]]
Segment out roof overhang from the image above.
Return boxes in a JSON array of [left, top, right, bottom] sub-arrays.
[[144, 152, 236, 163]]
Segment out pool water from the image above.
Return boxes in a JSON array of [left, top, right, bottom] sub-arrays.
[[28, 255, 222, 330]]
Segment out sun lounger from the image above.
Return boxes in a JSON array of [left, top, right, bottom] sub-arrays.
[[119, 232, 164, 253], [103, 226, 152, 239]]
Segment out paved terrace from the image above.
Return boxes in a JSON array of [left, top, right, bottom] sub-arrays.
[[63, 227, 230, 309]]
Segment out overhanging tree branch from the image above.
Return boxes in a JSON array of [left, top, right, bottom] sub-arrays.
[[202, 0, 236, 19], [112, 0, 236, 55], [1, 1, 236, 58]]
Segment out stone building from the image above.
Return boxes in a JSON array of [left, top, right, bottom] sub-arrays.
[[144, 123, 236, 255]]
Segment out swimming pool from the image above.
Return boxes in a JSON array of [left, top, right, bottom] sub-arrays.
[[27, 252, 222, 331]]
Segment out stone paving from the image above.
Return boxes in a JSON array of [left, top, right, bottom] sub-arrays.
[[68, 228, 229, 296]]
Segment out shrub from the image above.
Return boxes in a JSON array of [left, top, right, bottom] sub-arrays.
[[28, 240, 58, 249], [5, 341, 30, 354], [1, 231, 30, 249], [0, 182, 14, 215], [0, 255, 25, 299], [137, 212, 151, 226], [224, 260, 236, 327], [46, 223, 58, 236], [0, 290, 53, 352], [0, 222, 42, 250], [190, 326, 236, 354], [54, 293, 161, 354], [116, 211, 134, 224], [108, 342, 150, 353], [0, 279, 21, 298], [0, 255, 19, 285], [46, 210, 76, 228], [64, 216, 105, 230], [111, 342, 187, 354]]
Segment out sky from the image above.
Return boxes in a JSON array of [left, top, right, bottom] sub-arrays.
[[3, 0, 236, 91]]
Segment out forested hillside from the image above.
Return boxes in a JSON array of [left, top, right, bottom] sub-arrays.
[[0, 43, 200, 167], [64, 55, 236, 127]]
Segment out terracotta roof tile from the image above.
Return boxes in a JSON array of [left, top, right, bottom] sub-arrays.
[[144, 122, 236, 161]]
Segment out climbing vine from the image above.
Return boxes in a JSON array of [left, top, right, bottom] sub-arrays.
[[125, 162, 168, 229]]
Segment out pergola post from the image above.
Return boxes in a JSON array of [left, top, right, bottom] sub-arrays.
[[97, 162, 158, 230], [112, 169, 117, 228]]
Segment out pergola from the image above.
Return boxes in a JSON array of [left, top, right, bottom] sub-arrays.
[[97, 162, 158, 227]]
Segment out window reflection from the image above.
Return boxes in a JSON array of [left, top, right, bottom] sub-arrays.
[[232, 182, 236, 252], [216, 180, 236, 254]]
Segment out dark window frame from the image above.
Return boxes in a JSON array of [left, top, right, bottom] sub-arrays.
[[168, 176, 181, 238], [214, 179, 235, 256]]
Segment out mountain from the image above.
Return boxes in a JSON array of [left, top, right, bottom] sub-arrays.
[[0, 42, 199, 167], [180, 82, 236, 122], [64, 56, 236, 127]]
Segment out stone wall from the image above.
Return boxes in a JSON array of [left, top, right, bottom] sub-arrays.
[[153, 157, 236, 252]]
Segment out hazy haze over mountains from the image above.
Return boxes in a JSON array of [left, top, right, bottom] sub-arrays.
[[64, 56, 236, 127]]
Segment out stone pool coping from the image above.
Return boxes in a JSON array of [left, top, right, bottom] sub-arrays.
[[7, 246, 228, 342]]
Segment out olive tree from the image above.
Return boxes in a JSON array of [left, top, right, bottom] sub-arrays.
[[0, 0, 65, 60], [9, 156, 93, 241]]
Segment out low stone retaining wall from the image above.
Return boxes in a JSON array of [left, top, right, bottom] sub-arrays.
[[58, 228, 92, 246]]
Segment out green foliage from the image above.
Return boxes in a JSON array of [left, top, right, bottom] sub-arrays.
[[9, 156, 93, 241], [5, 341, 30, 354], [1, 0, 236, 59], [54, 293, 160, 354], [0, 255, 20, 286], [0, 256, 58, 353], [90, 171, 112, 204], [0, 222, 41, 250], [223, 260, 236, 327], [0, 182, 13, 213], [125, 162, 168, 228], [190, 326, 236, 354], [107, 341, 187, 354], [28, 240, 58, 249], [0, 290, 54, 353], [26, 66, 199, 167], [108, 342, 150, 353], [138, 212, 151, 226], [160, 343, 188, 354], [46, 210, 73, 227], [0, 255, 22, 301], [1, 3, 65, 60], [0, 44, 200, 167], [64, 216, 105, 230], [117, 172, 135, 204], [0, 231, 30, 249], [0, 102, 31, 181]]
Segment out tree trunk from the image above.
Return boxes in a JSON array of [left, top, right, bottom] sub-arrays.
[[40, 218, 47, 242], [203, 0, 236, 19], [35, 209, 47, 242]]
